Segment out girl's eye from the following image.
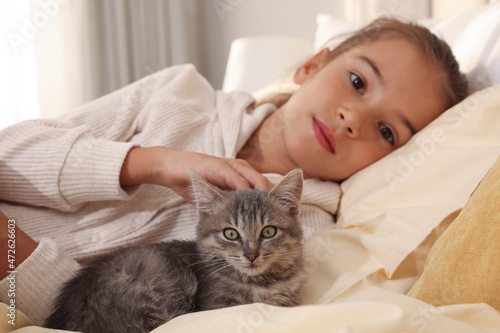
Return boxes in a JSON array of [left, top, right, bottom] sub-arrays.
[[260, 226, 277, 239], [379, 123, 394, 145], [350, 73, 365, 94], [223, 228, 239, 240]]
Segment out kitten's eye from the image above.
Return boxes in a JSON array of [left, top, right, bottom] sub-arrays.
[[379, 123, 394, 145], [260, 226, 277, 239], [350, 73, 365, 94], [223, 228, 239, 240]]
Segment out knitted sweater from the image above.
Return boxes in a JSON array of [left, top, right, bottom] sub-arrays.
[[0, 64, 340, 325]]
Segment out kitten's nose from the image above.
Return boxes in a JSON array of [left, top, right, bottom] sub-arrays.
[[245, 253, 259, 262]]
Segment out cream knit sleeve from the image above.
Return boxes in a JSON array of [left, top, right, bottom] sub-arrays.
[[0, 107, 138, 212], [0, 65, 200, 212]]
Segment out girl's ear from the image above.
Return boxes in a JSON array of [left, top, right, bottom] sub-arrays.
[[293, 48, 330, 85]]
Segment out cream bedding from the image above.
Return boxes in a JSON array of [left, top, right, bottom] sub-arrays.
[[3, 85, 500, 333], [2, 290, 499, 333]]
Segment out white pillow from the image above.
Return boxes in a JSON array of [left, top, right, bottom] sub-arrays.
[[313, 14, 361, 52], [314, 2, 500, 90], [430, 2, 500, 90]]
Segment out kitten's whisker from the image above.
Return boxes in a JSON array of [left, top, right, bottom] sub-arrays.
[[191, 258, 231, 275], [197, 263, 232, 286], [210, 263, 232, 275], [192, 262, 225, 274], [188, 258, 226, 267], [190, 258, 227, 266]]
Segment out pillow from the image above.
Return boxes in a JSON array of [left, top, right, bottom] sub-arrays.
[[337, 84, 500, 277], [430, 2, 500, 91], [407, 155, 500, 312], [314, 2, 500, 90], [313, 14, 361, 52]]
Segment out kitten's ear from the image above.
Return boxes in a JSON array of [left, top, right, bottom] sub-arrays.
[[268, 169, 303, 214], [190, 170, 225, 216]]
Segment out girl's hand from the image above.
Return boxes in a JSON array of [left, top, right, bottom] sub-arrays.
[[120, 147, 274, 203]]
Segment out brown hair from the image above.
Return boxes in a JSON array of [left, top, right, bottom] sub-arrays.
[[258, 17, 468, 111]]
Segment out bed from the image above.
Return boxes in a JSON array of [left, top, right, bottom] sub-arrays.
[[2, 2, 500, 333]]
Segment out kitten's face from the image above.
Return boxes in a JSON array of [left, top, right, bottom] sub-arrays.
[[191, 169, 304, 277]]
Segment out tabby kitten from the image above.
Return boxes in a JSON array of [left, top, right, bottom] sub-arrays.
[[45, 169, 306, 333]]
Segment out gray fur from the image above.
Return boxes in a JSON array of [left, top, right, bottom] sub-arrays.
[[45, 169, 306, 333]]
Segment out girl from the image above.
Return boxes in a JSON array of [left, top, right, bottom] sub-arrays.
[[0, 18, 467, 325]]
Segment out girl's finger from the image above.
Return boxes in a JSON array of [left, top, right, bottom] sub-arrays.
[[228, 159, 274, 190]]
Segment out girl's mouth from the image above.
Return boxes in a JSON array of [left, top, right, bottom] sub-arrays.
[[313, 118, 336, 154]]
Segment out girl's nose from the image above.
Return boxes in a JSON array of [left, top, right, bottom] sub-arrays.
[[338, 108, 360, 138]]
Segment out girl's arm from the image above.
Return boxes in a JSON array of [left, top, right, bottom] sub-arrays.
[[120, 147, 273, 203], [0, 69, 167, 212], [0, 65, 272, 211], [0, 117, 137, 212], [0, 66, 194, 211]]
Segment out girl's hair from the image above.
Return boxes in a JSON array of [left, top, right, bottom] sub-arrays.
[[258, 17, 469, 111]]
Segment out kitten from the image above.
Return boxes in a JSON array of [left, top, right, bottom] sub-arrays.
[[45, 169, 306, 333]]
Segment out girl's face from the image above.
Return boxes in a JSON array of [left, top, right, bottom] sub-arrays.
[[280, 38, 448, 181]]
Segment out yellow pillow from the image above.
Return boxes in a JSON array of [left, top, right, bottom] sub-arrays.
[[408, 155, 500, 311]]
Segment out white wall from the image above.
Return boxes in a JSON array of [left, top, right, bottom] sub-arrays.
[[346, 0, 431, 24], [198, 0, 346, 89], [432, 0, 493, 18]]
